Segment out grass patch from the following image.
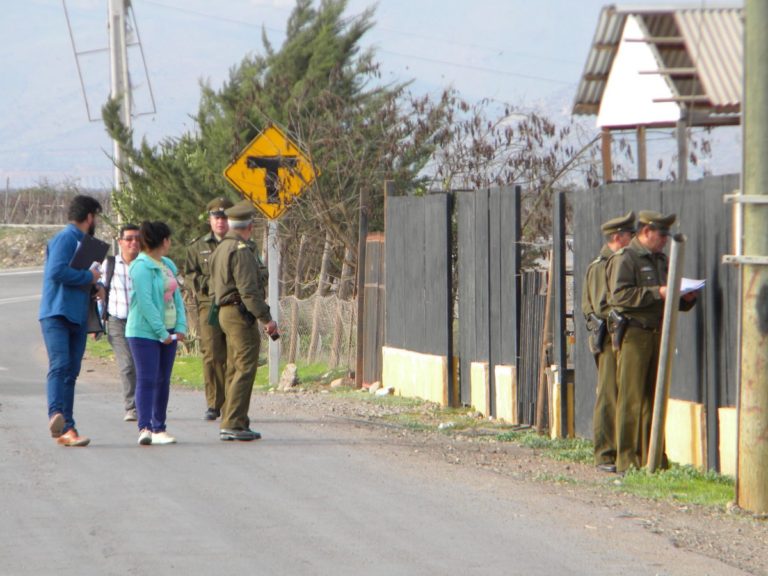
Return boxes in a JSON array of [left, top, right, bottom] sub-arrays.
[[619, 465, 735, 508], [85, 337, 114, 360], [171, 358, 342, 391], [532, 472, 578, 484], [171, 355, 205, 389], [85, 335, 338, 391], [376, 404, 474, 431], [497, 430, 594, 463]]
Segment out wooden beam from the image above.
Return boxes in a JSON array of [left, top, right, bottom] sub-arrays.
[[601, 128, 613, 184], [653, 95, 710, 104], [637, 125, 647, 180], [624, 36, 685, 45], [639, 67, 697, 76]]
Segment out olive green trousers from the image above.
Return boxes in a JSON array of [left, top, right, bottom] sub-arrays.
[[197, 301, 228, 411], [218, 305, 261, 430], [593, 339, 618, 466], [615, 326, 662, 473]]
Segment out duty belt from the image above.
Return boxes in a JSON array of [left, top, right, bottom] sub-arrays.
[[627, 318, 660, 332], [219, 293, 242, 307]]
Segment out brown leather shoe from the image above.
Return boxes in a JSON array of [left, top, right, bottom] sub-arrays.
[[56, 429, 90, 447], [48, 412, 64, 438]]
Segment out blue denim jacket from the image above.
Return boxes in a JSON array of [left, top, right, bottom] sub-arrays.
[[39, 224, 95, 326], [125, 253, 187, 341]]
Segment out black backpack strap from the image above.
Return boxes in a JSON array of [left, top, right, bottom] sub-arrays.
[[102, 255, 116, 320]]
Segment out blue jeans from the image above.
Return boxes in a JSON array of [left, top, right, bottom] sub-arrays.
[[127, 336, 177, 432], [40, 316, 88, 434]]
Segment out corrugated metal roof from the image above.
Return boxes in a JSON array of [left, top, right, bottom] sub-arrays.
[[675, 9, 743, 109], [573, 4, 743, 125]]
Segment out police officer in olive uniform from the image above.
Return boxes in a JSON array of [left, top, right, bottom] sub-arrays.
[[581, 211, 635, 473], [606, 210, 698, 473], [184, 197, 233, 421], [209, 200, 278, 441]]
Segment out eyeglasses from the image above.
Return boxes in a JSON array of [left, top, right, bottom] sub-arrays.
[[121, 236, 141, 242]]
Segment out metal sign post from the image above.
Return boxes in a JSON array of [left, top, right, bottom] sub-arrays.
[[223, 124, 319, 386], [268, 220, 280, 386]]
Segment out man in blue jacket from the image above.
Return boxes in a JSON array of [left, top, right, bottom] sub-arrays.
[[39, 195, 105, 447]]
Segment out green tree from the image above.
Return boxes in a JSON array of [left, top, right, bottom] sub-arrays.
[[104, 0, 451, 276]]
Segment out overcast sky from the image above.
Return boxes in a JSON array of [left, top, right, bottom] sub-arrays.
[[0, 0, 742, 188]]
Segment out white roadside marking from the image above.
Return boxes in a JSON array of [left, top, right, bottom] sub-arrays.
[[0, 268, 44, 276], [0, 294, 42, 305]]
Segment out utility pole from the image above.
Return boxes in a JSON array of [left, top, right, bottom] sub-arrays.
[[268, 220, 281, 386], [737, 0, 768, 514], [354, 184, 370, 388], [108, 0, 131, 205]]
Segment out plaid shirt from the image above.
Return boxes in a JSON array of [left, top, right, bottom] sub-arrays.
[[106, 253, 133, 320]]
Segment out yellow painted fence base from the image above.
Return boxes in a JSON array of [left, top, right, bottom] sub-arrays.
[[381, 346, 449, 406], [382, 345, 737, 475]]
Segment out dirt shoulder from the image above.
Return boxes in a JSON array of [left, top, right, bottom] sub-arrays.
[[82, 353, 768, 576], [0, 227, 55, 269]]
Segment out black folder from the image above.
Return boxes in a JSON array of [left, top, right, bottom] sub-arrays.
[[69, 234, 110, 270]]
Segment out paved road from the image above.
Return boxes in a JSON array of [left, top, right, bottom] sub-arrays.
[[0, 268, 749, 576]]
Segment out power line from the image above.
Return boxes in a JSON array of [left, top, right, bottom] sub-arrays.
[[374, 25, 581, 66], [138, 0, 576, 86], [140, 0, 285, 35], [378, 49, 574, 85]]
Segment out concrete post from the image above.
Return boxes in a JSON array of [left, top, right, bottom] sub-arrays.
[[108, 0, 131, 206], [737, 0, 768, 514], [648, 234, 685, 472]]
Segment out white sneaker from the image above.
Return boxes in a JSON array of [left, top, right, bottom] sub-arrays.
[[151, 431, 176, 445], [138, 429, 152, 446], [124, 409, 137, 422]]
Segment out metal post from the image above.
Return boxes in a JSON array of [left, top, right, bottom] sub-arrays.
[[108, 0, 131, 213], [553, 192, 569, 437], [268, 220, 281, 386], [676, 117, 688, 182], [737, 0, 768, 514], [647, 234, 686, 472], [354, 184, 370, 388]]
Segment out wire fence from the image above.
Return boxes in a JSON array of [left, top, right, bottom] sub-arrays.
[[183, 292, 357, 372], [278, 292, 357, 369]]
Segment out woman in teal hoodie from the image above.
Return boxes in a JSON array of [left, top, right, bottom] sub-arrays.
[[126, 221, 187, 446]]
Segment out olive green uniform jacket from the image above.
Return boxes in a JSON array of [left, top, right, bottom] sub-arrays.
[[208, 232, 271, 431], [606, 237, 695, 472], [582, 244, 617, 466]]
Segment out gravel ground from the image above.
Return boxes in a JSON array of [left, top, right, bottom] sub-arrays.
[[257, 382, 768, 576], [93, 351, 768, 576]]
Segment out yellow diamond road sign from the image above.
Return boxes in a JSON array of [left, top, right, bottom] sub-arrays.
[[223, 125, 318, 220]]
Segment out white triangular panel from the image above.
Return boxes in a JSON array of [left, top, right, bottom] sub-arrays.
[[597, 15, 681, 128]]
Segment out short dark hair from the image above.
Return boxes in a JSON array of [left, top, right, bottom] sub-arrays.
[[67, 195, 102, 223], [119, 223, 140, 239], [139, 221, 172, 250]]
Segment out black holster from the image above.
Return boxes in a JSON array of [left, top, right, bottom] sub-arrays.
[[207, 302, 220, 328], [608, 309, 628, 352], [587, 313, 607, 357], [236, 301, 256, 327]]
